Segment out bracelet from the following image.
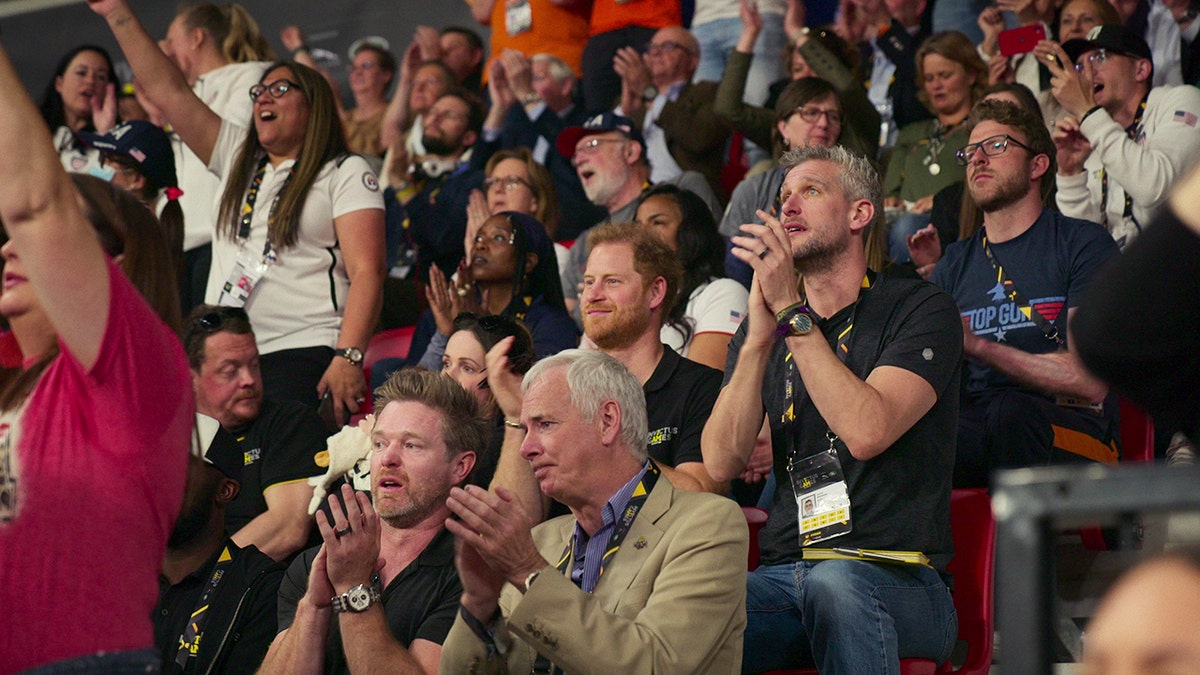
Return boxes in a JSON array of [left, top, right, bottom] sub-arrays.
[[520, 91, 542, 105], [504, 418, 524, 429], [523, 568, 543, 592], [1079, 105, 1103, 125], [774, 301, 808, 324]]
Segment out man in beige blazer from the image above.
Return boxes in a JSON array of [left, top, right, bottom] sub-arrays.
[[441, 349, 747, 674]]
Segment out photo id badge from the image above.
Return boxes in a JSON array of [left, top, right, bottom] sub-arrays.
[[218, 248, 272, 308], [789, 446, 852, 546], [505, 0, 532, 37]]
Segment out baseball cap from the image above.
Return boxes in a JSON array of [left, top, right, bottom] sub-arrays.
[[192, 413, 243, 483], [78, 120, 177, 191], [1062, 24, 1153, 65], [556, 112, 645, 160]]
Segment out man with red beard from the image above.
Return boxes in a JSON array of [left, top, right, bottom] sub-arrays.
[[260, 368, 486, 675], [706, 143, 962, 673], [932, 99, 1120, 488], [185, 305, 328, 562]]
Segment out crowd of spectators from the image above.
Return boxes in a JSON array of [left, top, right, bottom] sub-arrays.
[[4, 0, 1200, 671]]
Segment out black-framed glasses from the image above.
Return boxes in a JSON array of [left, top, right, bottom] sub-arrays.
[[484, 176, 532, 192], [955, 134, 1037, 166], [791, 106, 843, 126], [248, 79, 300, 102]]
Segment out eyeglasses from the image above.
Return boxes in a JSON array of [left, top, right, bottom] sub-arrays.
[[574, 137, 626, 156], [426, 107, 467, 123], [484, 176, 532, 192], [248, 79, 300, 102], [954, 134, 1037, 165], [791, 106, 842, 126], [186, 307, 250, 344], [644, 41, 689, 56], [1074, 48, 1115, 72]]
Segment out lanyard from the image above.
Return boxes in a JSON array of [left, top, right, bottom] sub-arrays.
[[238, 156, 293, 256], [1098, 93, 1148, 235], [174, 546, 234, 668], [781, 272, 875, 460], [534, 462, 660, 675], [981, 233, 1065, 346]]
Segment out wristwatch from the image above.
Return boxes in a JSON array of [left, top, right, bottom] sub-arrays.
[[774, 303, 814, 337], [336, 347, 364, 366], [520, 91, 542, 105], [331, 583, 381, 613], [641, 84, 659, 102]]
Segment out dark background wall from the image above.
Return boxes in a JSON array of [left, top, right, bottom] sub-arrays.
[[5, 0, 485, 103]]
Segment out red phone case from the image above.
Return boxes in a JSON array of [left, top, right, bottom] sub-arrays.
[[998, 23, 1047, 57]]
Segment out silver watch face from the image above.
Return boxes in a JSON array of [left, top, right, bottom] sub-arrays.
[[342, 347, 364, 364], [347, 585, 372, 611]]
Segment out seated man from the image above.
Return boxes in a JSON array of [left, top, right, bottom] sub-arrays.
[[156, 414, 284, 674], [1043, 24, 1200, 249], [259, 368, 487, 674], [933, 100, 1120, 488], [441, 349, 747, 674], [704, 144, 962, 673], [185, 305, 328, 561]]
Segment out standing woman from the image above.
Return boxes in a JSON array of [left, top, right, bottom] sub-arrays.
[[91, 0, 386, 425], [0, 37, 192, 672], [39, 44, 118, 173]]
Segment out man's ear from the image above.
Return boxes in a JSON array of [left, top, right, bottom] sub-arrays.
[[1030, 152, 1051, 181], [647, 275, 668, 311], [624, 141, 644, 166], [597, 399, 622, 446], [452, 450, 477, 485], [462, 129, 478, 150], [1134, 58, 1153, 84], [848, 199, 875, 234]]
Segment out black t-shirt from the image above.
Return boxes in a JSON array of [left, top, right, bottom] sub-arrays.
[[277, 528, 462, 675], [932, 209, 1119, 400], [225, 399, 329, 535], [154, 539, 284, 675], [724, 275, 962, 572], [644, 346, 722, 468]]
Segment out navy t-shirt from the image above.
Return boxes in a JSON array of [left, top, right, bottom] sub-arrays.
[[932, 209, 1119, 398]]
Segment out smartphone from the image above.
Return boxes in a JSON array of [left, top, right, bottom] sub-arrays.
[[318, 390, 338, 433], [999, 23, 1047, 57]]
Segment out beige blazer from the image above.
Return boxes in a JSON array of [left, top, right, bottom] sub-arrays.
[[439, 477, 748, 674]]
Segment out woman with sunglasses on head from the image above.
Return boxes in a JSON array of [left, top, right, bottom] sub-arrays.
[[90, 0, 386, 428], [375, 210, 578, 391], [440, 312, 537, 489], [0, 36, 192, 672]]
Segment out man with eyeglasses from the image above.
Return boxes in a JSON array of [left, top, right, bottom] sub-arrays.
[[1036, 24, 1200, 249], [554, 112, 722, 324], [184, 305, 330, 561], [613, 26, 731, 199], [930, 99, 1120, 488]]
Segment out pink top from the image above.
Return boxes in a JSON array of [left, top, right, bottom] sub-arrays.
[[0, 263, 193, 673]]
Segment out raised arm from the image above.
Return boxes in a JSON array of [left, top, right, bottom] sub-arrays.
[[0, 39, 109, 369], [89, 0, 221, 164]]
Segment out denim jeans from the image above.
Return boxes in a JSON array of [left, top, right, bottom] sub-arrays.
[[744, 560, 957, 674], [19, 649, 160, 674], [691, 15, 787, 106], [887, 211, 930, 264]]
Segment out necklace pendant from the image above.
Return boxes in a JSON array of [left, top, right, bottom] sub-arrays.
[[928, 162, 941, 176]]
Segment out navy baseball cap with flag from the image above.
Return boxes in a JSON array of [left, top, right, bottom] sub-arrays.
[[78, 120, 177, 191], [1063, 24, 1153, 66], [556, 112, 645, 160]]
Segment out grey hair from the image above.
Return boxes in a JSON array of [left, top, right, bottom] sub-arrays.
[[521, 349, 649, 463], [531, 53, 575, 86], [778, 144, 882, 231]]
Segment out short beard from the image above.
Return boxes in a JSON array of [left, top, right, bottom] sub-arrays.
[[373, 483, 452, 530], [969, 170, 1027, 213], [423, 135, 460, 157]]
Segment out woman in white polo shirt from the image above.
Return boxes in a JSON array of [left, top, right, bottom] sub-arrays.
[[91, 0, 385, 426]]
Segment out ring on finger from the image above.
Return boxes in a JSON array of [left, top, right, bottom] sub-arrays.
[[335, 526, 352, 538], [457, 287, 469, 297], [758, 247, 771, 260]]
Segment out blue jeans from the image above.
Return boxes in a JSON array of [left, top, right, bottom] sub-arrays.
[[691, 15, 787, 106], [19, 649, 160, 674], [887, 212, 930, 264], [744, 560, 956, 674]]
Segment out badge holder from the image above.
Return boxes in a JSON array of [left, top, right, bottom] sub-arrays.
[[789, 433, 852, 546], [505, 0, 532, 37], [218, 247, 275, 308]]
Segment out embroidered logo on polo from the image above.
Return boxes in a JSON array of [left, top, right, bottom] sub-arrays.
[[647, 426, 678, 446], [962, 294, 1065, 343], [243, 447, 262, 465]]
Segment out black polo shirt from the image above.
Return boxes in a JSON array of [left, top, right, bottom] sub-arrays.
[[277, 527, 462, 674], [643, 345, 722, 468]]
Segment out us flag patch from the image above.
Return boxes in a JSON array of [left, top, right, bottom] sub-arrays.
[[1174, 110, 1198, 127]]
